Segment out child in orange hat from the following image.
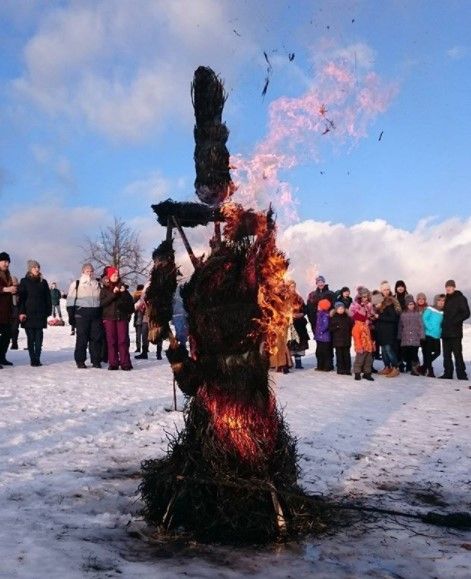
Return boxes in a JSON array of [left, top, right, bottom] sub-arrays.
[[314, 298, 333, 371]]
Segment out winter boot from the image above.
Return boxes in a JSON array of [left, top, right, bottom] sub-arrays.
[[354, 373, 361, 381], [426, 367, 435, 378], [10, 341, 18, 350], [386, 367, 400, 378], [295, 357, 303, 369], [156, 342, 163, 360], [379, 366, 391, 375], [362, 373, 374, 381], [135, 348, 148, 360], [410, 363, 420, 376]]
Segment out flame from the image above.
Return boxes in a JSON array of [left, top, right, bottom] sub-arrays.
[[199, 387, 278, 462]]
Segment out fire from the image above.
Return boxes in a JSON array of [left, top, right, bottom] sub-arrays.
[[199, 387, 278, 463]]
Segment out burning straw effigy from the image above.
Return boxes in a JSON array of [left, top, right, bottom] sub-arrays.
[[140, 66, 329, 544]]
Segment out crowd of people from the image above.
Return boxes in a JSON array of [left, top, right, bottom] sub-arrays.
[[275, 275, 470, 383], [1, 250, 470, 383], [0, 251, 188, 371]]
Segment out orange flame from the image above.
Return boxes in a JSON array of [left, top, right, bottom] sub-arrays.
[[199, 387, 278, 463]]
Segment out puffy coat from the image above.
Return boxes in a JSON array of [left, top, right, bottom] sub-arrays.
[[398, 311, 425, 347], [18, 274, 52, 329], [442, 290, 470, 338], [422, 307, 443, 339], [329, 312, 353, 348], [100, 285, 135, 321], [314, 310, 331, 342], [352, 321, 375, 353], [0, 270, 14, 324], [306, 285, 335, 330], [375, 300, 400, 346]]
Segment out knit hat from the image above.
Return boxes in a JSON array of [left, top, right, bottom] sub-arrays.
[[104, 266, 119, 279], [0, 252, 10, 262], [405, 294, 415, 306], [27, 260, 40, 271], [315, 275, 326, 284], [445, 279, 456, 288], [380, 280, 390, 292], [334, 301, 345, 310], [318, 298, 331, 311], [81, 262, 94, 272], [371, 292, 384, 307], [340, 286, 350, 294], [416, 292, 427, 302]]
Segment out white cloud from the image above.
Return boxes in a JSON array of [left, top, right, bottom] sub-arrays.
[[446, 46, 468, 60], [4, 199, 470, 301], [279, 216, 471, 301], [12, 0, 258, 140]]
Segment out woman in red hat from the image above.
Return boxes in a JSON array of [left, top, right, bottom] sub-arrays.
[[100, 266, 134, 370]]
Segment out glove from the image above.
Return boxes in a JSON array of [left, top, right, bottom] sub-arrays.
[[166, 343, 189, 365]]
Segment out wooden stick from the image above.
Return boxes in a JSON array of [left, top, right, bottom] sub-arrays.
[[270, 488, 287, 535], [173, 376, 177, 411], [172, 216, 199, 269], [166, 220, 173, 242]]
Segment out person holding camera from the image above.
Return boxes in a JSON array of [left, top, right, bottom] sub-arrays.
[[100, 266, 134, 370]]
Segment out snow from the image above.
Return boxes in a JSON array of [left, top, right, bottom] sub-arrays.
[[1, 324, 470, 578]]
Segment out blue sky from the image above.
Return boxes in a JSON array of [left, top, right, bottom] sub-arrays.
[[1, 1, 470, 292]]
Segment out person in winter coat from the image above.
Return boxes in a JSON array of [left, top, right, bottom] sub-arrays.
[[67, 263, 103, 369], [415, 292, 428, 370], [172, 284, 189, 346], [286, 281, 310, 369], [132, 284, 145, 353], [100, 266, 134, 370], [394, 280, 408, 311], [398, 295, 425, 375], [306, 275, 335, 331], [350, 288, 376, 381], [329, 301, 353, 375], [0, 251, 17, 368], [421, 294, 445, 377], [307, 275, 334, 370], [18, 260, 52, 366], [314, 298, 332, 371], [440, 280, 470, 380], [50, 282, 62, 319], [333, 286, 352, 309], [374, 293, 401, 377], [10, 276, 20, 350]]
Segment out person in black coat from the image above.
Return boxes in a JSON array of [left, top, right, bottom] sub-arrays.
[[440, 280, 470, 380], [18, 260, 52, 366], [333, 286, 352, 309], [329, 302, 353, 374], [374, 295, 401, 375]]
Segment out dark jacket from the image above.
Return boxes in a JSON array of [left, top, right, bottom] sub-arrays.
[[50, 287, 61, 306], [442, 290, 470, 338], [18, 275, 52, 329], [306, 285, 335, 329], [329, 312, 353, 348], [0, 270, 14, 324], [333, 288, 353, 309], [100, 286, 134, 321], [375, 301, 400, 346]]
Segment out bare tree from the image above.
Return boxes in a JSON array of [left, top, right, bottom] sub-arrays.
[[83, 217, 150, 287]]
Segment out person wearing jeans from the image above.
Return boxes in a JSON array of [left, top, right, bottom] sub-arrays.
[[440, 280, 470, 380]]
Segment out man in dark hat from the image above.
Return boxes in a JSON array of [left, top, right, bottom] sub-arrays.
[[440, 279, 470, 380], [0, 252, 17, 368]]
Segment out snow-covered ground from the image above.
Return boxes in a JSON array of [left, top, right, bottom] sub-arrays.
[[1, 322, 470, 578]]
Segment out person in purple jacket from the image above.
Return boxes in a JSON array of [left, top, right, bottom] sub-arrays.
[[314, 298, 333, 371]]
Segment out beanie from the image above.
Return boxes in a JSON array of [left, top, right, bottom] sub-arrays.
[[445, 279, 456, 288], [318, 298, 331, 311], [416, 292, 427, 301], [334, 301, 345, 310], [395, 280, 406, 291], [0, 252, 11, 262], [104, 266, 119, 279], [27, 260, 40, 272], [315, 275, 326, 284], [405, 294, 415, 306]]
